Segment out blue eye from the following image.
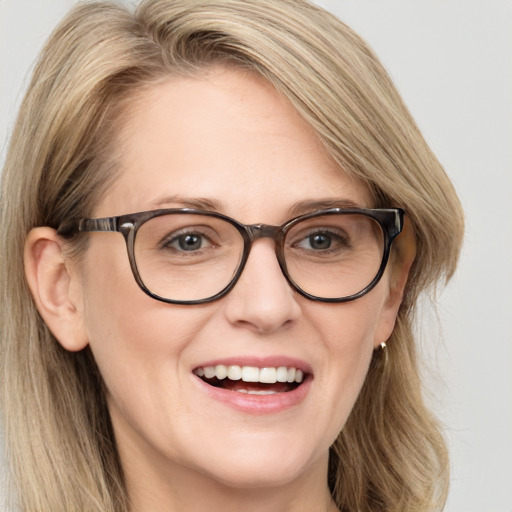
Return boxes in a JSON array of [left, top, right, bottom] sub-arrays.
[[295, 230, 349, 252], [307, 233, 332, 250], [176, 234, 204, 251], [164, 232, 212, 252]]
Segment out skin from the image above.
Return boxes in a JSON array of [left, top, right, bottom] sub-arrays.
[[25, 65, 409, 512]]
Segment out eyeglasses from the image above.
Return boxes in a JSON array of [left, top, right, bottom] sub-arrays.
[[57, 207, 404, 304]]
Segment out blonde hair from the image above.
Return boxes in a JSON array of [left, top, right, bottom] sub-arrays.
[[0, 1, 464, 511]]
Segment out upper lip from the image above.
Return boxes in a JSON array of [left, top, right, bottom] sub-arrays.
[[192, 356, 312, 374]]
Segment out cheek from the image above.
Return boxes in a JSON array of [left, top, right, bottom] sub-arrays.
[[306, 291, 387, 437], [79, 248, 223, 464], [326, 307, 376, 396], [79, 239, 208, 399], [312, 289, 384, 356]]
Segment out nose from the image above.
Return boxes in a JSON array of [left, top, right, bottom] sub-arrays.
[[222, 239, 301, 334]]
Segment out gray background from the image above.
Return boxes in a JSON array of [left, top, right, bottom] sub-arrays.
[[1, 1, 511, 511]]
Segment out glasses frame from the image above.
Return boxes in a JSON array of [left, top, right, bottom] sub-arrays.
[[58, 207, 404, 305]]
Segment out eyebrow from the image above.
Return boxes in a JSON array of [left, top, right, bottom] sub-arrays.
[[149, 195, 364, 216], [287, 198, 364, 216], [150, 195, 224, 212]]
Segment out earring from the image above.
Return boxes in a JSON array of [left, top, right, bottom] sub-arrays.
[[379, 341, 389, 366]]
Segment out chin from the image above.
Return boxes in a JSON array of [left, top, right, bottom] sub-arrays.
[[201, 459, 312, 491], [186, 435, 327, 491]]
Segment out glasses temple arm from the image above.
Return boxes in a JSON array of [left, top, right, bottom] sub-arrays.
[[57, 216, 119, 236]]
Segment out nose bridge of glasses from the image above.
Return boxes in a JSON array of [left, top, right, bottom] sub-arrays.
[[246, 224, 282, 243]]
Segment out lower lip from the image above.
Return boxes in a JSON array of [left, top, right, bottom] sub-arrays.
[[193, 375, 312, 414]]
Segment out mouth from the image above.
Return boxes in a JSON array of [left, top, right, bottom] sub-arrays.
[[193, 365, 306, 395]]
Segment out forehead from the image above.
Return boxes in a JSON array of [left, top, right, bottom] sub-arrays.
[[97, 65, 371, 221]]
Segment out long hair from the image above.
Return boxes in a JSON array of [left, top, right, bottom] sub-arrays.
[[0, 1, 464, 511]]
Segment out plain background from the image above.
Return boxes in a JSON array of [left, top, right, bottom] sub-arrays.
[[1, 1, 511, 511]]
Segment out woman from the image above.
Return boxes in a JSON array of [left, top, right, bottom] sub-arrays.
[[0, 1, 464, 511]]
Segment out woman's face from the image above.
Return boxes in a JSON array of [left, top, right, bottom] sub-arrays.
[[72, 66, 400, 495]]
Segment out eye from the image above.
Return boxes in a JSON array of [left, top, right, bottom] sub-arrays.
[[163, 231, 213, 252], [304, 232, 332, 250], [295, 230, 349, 252]]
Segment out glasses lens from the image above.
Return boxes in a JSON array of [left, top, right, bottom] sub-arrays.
[[283, 213, 384, 299], [134, 214, 244, 302]]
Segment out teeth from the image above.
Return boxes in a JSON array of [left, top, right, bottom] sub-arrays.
[[241, 366, 259, 382], [227, 365, 242, 380], [204, 366, 216, 379], [276, 366, 288, 382], [215, 364, 228, 380], [259, 367, 277, 383], [237, 389, 279, 395], [195, 365, 305, 384]]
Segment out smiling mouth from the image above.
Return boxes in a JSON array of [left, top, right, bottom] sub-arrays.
[[193, 365, 305, 395]]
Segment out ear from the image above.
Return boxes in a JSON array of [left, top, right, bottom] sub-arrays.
[[24, 227, 89, 351], [374, 216, 417, 347]]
